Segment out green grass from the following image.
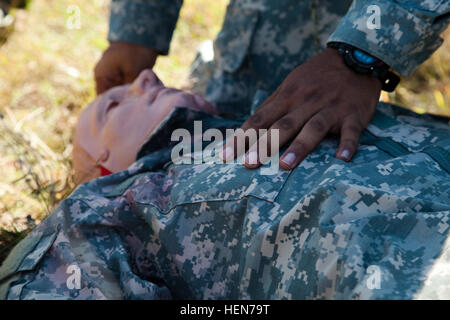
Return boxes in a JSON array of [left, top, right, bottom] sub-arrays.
[[0, 0, 448, 264]]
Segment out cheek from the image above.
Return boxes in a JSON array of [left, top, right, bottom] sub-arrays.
[[101, 106, 148, 150], [104, 103, 136, 133], [107, 101, 162, 134]]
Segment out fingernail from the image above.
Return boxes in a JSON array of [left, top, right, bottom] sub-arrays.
[[280, 152, 296, 168], [245, 151, 258, 165], [339, 149, 351, 160], [221, 147, 234, 162]]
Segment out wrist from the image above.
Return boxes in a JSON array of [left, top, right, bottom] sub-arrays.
[[323, 47, 382, 93], [109, 41, 160, 57], [326, 42, 400, 92], [109, 41, 159, 67]]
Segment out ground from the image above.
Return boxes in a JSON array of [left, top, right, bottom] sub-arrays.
[[0, 0, 448, 263]]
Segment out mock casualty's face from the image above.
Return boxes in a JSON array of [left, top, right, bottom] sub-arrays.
[[73, 69, 216, 183], [99, 70, 214, 149]]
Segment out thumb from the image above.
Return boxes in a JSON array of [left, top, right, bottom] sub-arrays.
[[122, 61, 147, 84], [122, 53, 158, 84], [94, 55, 124, 94]]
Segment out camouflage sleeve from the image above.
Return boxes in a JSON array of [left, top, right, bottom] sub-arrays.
[[328, 0, 450, 77], [107, 0, 183, 55]]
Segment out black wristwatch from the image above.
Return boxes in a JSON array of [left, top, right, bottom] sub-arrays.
[[327, 42, 400, 92]]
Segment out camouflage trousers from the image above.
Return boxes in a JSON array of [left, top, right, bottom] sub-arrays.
[[1, 102, 450, 299]]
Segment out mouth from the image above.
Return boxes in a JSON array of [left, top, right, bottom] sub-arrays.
[[155, 87, 178, 100]]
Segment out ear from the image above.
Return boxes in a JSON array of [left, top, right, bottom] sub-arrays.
[[72, 133, 101, 184], [129, 69, 164, 95]]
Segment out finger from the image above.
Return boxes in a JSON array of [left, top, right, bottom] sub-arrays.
[[95, 79, 107, 95], [95, 59, 123, 94], [279, 109, 335, 170], [241, 103, 287, 132], [221, 127, 260, 163], [252, 85, 282, 110], [221, 106, 286, 162], [95, 75, 122, 95], [124, 69, 142, 84], [336, 114, 363, 162], [123, 60, 152, 84], [243, 141, 262, 169], [243, 128, 276, 169], [243, 106, 316, 168], [94, 55, 122, 94], [225, 86, 321, 163]]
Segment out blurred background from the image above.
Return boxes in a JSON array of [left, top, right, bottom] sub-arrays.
[[0, 0, 448, 263]]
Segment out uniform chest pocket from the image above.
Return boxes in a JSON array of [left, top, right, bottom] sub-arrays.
[[128, 162, 290, 214], [214, 5, 259, 73]]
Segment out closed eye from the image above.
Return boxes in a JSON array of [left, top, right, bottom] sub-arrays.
[[105, 99, 120, 113]]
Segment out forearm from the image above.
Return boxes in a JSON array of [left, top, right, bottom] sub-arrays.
[[108, 0, 184, 55], [328, 0, 450, 77]]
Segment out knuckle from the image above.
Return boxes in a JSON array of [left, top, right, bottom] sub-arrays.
[[301, 87, 319, 102], [280, 98, 295, 110], [280, 83, 298, 98], [276, 117, 295, 130], [308, 117, 328, 133], [348, 103, 360, 111], [248, 112, 266, 127], [347, 114, 365, 129], [328, 95, 341, 106], [290, 140, 309, 154], [341, 138, 358, 149], [345, 123, 362, 136]]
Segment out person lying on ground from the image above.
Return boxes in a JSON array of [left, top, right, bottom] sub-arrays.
[[73, 69, 216, 184], [1, 73, 449, 299]]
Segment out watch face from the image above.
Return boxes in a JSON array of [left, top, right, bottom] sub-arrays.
[[353, 49, 377, 65], [328, 42, 400, 92], [343, 52, 373, 75]]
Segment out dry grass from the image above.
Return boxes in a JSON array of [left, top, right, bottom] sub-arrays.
[[386, 28, 450, 117], [0, 0, 448, 263], [0, 0, 228, 262]]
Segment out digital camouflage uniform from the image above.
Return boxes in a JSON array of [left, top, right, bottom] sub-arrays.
[[1, 0, 450, 299], [108, 0, 449, 118]]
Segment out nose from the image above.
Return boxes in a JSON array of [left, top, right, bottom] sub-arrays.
[[128, 69, 163, 95]]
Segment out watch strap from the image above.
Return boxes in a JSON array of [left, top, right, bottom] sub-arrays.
[[327, 42, 400, 92]]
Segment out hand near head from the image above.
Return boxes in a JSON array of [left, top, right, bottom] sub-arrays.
[[94, 42, 159, 94], [222, 48, 382, 169], [74, 69, 216, 184]]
